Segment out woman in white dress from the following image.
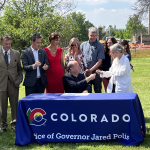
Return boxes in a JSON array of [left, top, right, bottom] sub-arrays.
[[96, 43, 133, 93]]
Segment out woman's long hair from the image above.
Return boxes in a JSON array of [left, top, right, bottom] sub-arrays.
[[100, 40, 109, 54], [68, 38, 82, 56], [119, 40, 131, 56], [107, 37, 117, 45]]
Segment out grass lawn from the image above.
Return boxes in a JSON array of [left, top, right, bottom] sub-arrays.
[[131, 49, 150, 57], [0, 54, 150, 149]]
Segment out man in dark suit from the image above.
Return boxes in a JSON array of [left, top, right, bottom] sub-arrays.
[[0, 35, 23, 132], [21, 33, 49, 96], [62, 61, 96, 93]]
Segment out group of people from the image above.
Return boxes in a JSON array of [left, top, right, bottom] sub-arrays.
[[0, 27, 134, 132]]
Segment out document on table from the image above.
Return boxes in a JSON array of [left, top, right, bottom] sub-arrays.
[[75, 93, 89, 96], [61, 93, 89, 96]]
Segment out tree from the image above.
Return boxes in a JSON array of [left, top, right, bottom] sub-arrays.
[[125, 14, 146, 38], [68, 12, 94, 41], [0, 0, 6, 14], [98, 25, 107, 37], [0, 0, 78, 50], [108, 25, 117, 37], [53, 0, 77, 16], [132, 0, 150, 20], [98, 25, 117, 38], [115, 29, 126, 39]]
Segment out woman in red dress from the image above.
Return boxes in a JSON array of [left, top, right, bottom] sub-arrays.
[[43, 32, 65, 93]]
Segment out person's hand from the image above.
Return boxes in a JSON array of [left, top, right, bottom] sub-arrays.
[[96, 69, 103, 74], [74, 52, 78, 61], [86, 73, 96, 83], [34, 61, 41, 68], [89, 73, 96, 80], [82, 90, 88, 93], [85, 69, 92, 77], [110, 67, 113, 72], [42, 63, 48, 70]]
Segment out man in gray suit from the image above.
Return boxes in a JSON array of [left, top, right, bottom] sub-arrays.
[[21, 33, 49, 96], [0, 35, 23, 132]]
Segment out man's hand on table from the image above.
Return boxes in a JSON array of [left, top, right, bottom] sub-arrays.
[[82, 90, 88, 93]]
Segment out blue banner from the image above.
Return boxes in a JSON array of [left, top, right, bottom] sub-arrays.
[[15, 93, 145, 146]]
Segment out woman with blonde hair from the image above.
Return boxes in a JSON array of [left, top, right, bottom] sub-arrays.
[[65, 38, 86, 73]]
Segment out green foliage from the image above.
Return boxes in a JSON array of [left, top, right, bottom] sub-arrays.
[[68, 12, 94, 41], [0, 0, 79, 51], [99, 14, 146, 40], [99, 25, 107, 37], [115, 14, 146, 39], [126, 14, 144, 35], [99, 25, 117, 38], [115, 29, 126, 39], [108, 25, 116, 37]]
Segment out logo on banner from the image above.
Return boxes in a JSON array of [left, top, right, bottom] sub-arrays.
[[26, 108, 47, 126]]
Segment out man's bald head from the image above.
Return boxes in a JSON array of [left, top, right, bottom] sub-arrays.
[[67, 61, 77, 71], [67, 61, 81, 76]]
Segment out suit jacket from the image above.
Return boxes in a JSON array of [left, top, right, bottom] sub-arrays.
[[21, 47, 49, 87], [62, 73, 92, 93], [0, 48, 23, 91]]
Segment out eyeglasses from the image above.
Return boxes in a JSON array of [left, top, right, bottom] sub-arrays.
[[71, 44, 78, 47]]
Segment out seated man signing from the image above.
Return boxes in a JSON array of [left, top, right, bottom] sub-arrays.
[[62, 61, 96, 93]]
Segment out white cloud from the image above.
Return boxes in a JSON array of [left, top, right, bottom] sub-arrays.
[[111, 9, 117, 12], [77, 0, 136, 5], [77, 0, 108, 5], [77, 8, 135, 29], [112, 0, 136, 3]]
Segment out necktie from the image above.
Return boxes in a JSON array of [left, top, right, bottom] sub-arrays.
[[4, 51, 8, 66]]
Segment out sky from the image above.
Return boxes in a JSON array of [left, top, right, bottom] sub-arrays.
[[74, 0, 140, 29]]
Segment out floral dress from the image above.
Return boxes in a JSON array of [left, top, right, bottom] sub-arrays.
[[65, 52, 87, 73]]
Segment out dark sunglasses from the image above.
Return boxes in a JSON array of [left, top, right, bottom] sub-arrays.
[[71, 44, 78, 47]]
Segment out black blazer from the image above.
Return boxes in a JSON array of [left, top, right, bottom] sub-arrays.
[[62, 73, 91, 93], [21, 47, 49, 87]]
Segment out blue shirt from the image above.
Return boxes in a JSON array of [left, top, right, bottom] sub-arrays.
[[80, 39, 105, 69], [125, 54, 131, 62]]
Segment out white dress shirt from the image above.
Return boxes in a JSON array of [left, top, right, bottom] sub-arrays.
[[31, 46, 40, 78], [2, 47, 11, 64], [100, 54, 133, 93]]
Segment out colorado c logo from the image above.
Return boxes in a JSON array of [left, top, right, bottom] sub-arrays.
[[26, 108, 47, 126]]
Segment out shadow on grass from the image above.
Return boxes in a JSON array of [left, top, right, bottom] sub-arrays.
[[14, 141, 124, 150], [1, 127, 150, 150], [13, 140, 149, 150]]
